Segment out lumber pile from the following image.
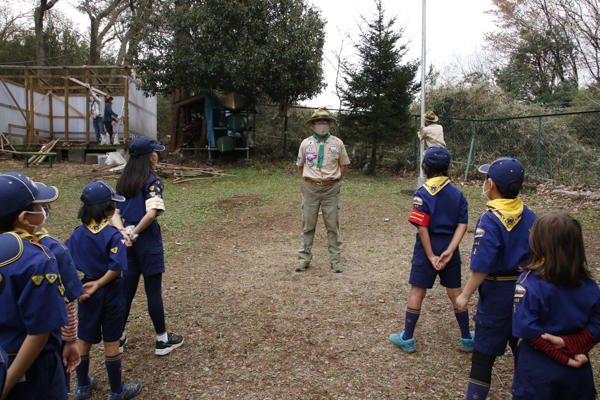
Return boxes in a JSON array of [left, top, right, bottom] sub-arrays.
[[28, 139, 60, 163], [91, 162, 234, 182]]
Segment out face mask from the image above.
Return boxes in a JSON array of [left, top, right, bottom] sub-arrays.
[[26, 208, 47, 234], [314, 125, 329, 136], [482, 179, 491, 200]]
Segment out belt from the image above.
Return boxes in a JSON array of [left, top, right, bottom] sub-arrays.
[[85, 275, 98, 281], [485, 275, 519, 281], [305, 178, 338, 186]]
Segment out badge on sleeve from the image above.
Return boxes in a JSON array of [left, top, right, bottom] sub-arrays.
[[297, 156, 301, 164], [45, 274, 58, 284], [413, 196, 423, 207], [475, 228, 485, 239], [31, 275, 44, 286], [111, 247, 118, 254], [514, 284, 526, 303]]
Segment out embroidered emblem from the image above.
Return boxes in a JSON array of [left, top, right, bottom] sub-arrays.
[[58, 283, 65, 296], [506, 216, 515, 229], [32, 275, 44, 286], [429, 185, 437, 192], [330, 144, 337, 151], [150, 192, 156, 196], [45, 273, 58, 284], [149, 185, 155, 191], [111, 247, 118, 254], [297, 156, 300, 164], [475, 228, 485, 239], [331, 151, 338, 157], [307, 146, 314, 152], [156, 187, 161, 192], [514, 284, 526, 300], [413, 197, 423, 207], [307, 160, 314, 167], [121, 239, 126, 245]]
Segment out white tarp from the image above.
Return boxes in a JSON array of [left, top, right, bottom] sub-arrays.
[[0, 78, 156, 144]]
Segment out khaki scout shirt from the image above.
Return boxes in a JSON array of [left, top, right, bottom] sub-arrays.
[[418, 123, 446, 148], [297, 135, 350, 181]]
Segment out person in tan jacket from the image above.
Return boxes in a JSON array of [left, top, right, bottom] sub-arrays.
[[295, 109, 350, 273], [418, 111, 446, 148]]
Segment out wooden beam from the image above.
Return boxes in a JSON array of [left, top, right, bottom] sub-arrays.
[[124, 70, 129, 143], [68, 77, 107, 96], [0, 78, 30, 128], [34, 90, 52, 111], [64, 70, 69, 142], [27, 68, 53, 89], [50, 93, 86, 119]]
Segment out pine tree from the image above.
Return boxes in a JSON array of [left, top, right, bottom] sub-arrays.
[[340, 0, 419, 173]]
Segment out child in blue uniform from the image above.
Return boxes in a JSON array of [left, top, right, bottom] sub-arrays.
[[0, 172, 69, 400], [389, 145, 472, 353], [455, 157, 537, 400], [113, 136, 183, 356], [66, 181, 141, 400], [512, 213, 600, 400], [33, 185, 85, 393], [0, 272, 9, 396]]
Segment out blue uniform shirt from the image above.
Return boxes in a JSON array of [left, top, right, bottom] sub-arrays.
[[514, 270, 600, 339], [103, 102, 118, 122], [66, 219, 127, 279], [35, 230, 84, 303], [116, 176, 165, 225], [409, 177, 468, 233], [0, 231, 68, 353]]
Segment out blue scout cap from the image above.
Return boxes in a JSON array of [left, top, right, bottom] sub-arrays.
[[478, 157, 525, 189], [81, 180, 125, 205], [0, 172, 59, 217], [129, 136, 165, 158], [423, 145, 451, 167]]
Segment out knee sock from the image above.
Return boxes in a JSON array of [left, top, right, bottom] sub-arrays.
[[402, 307, 421, 340], [145, 274, 166, 334], [105, 354, 123, 394], [454, 309, 472, 339], [466, 350, 496, 400], [76, 354, 90, 386]]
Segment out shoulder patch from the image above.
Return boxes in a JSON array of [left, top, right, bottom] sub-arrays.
[[413, 196, 423, 207], [45, 273, 58, 284], [32, 275, 45, 286], [110, 247, 118, 254], [474, 228, 485, 239], [514, 284, 526, 303]]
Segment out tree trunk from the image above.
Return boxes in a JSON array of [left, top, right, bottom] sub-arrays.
[[168, 88, 188, 152], [89, 17, 101, 65], [369, 143, 377, 174]]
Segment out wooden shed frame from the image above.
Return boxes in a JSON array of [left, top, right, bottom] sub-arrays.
[[0, 65, 132, 145]]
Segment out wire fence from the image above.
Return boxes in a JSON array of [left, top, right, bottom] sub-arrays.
[[250, 104, 600, 185], [430, 110, 600, 185]]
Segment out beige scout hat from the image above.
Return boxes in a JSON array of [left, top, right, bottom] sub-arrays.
[[306, 108, 337, 125], [423, 111, 439, 122]]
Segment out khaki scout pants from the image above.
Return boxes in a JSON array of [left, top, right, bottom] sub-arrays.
[[298, 181, 342, 264]]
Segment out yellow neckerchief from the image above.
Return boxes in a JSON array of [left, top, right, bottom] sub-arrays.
[[86, 218, 110, 234], [423, 176, 450, 196], [14, 228, 39, 242], [487, 198, 524, 231], [35, 227, 50, 240]]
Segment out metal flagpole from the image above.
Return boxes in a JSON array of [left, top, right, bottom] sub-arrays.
[[417, 0, 427, 188]]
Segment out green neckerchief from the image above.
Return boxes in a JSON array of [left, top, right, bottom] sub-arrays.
[[312, 132, 331, 169]]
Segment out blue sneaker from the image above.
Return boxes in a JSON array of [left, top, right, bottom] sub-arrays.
[[107, 380, 142, 400], [75, 375, 97, 400], [461, 331, 475, 352], [389, 331, 416, 353]]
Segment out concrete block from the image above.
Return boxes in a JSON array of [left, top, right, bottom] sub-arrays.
[[0, 153, 13, 160], [86, 153, 104, 165], [69, 149, 86, 164]]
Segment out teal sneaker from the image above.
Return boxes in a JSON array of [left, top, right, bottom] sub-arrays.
[[461, 331, 475, 352], [295, 261, 310, 272], [107, 381, 142, 400], [75, 375, 97, 400], [389, 331, 416, 353]]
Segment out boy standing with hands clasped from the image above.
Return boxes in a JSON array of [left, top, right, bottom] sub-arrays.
[[389, 145, 472, 353], [456, 157, 537, 400]]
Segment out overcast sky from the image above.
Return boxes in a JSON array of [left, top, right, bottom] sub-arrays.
[[46, 0, 499, 109], [306, 0, 498, 109]]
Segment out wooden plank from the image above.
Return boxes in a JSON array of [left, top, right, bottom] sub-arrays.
[[50, 93, 86, 118], [0, 78, 30, 129], [68, 77, 107, 96], [33, 90, 52, 111], [64, 72, 69, 143]]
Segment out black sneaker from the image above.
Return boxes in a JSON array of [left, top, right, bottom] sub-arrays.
[[119, 335, 128, 353], [155, 334, 184, 356]]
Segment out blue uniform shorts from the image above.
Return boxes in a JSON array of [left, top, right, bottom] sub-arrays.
[[125, 220, 165, 277], [409, 233, 462, 289], [78, 277, 124, 344], [6, 350, 66, 400], [0, 346, 7, 396], [512, 340, 596, 399], [473, 278, 518, 355]]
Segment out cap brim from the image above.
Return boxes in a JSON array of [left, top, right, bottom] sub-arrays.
[[111, 193, 126, 202], [478, 164, 491, 174], [32, 184, 59, 203], [153, 143, 165, 152]]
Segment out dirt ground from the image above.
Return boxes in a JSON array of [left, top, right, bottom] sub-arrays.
[[1, 160, 600, 399]]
